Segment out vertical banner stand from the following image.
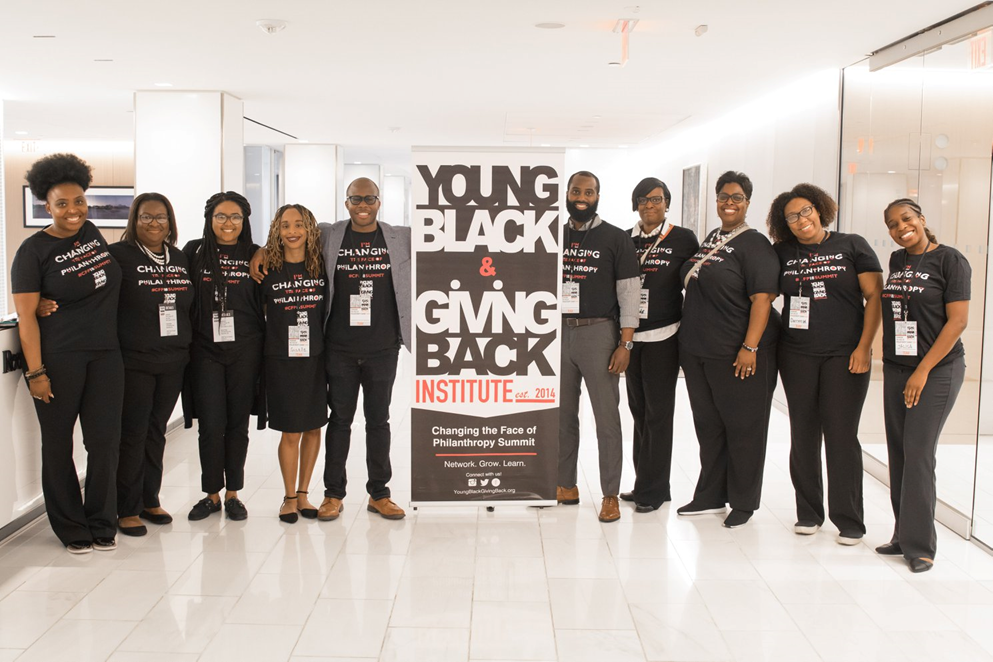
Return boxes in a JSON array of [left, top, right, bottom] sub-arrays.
[[410, 147, 564, 508]]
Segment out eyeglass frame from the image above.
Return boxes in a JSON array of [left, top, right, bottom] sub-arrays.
[[636, 196, 666, 206], [716, 192, 748, 204], [346, 195, 380, 205], [213, 213, 245, 224], [785, 205, 815, 225], [137, 214, 170, 225]]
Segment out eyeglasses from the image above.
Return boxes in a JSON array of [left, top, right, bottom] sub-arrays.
[[347, 195, 380, 205], [137, 214, 170, 225], [636, 196, 665, 206], [213, 213, 244, 224], [717, 193, 747, 204], [785, 205, 815, 225]]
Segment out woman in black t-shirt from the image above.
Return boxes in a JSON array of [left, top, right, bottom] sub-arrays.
[[622, 178, 699, 512], [677, 171, 780, 529], [10, 153, 123, 554], [260, 205, 328, 523], [182, 192, 265, 522], [767, 184, 882, 546], [109, 193, 194, 536], [877, 199, 970, 574]]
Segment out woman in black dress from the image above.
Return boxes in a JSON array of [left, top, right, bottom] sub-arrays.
[[260, 204, 328, 523], [11, 153, 123, 553], [183, 192, 264, 521], [877, 198, 970, 573]]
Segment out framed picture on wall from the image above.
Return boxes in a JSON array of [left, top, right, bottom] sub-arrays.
[[23, 185, 134, 229], [681, 164, 707, 241]]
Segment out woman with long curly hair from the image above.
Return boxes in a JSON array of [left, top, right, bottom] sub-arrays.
[[260, 204, 328, 522], [11, 153, 123, 553], [767, 183, 882, 546], [182, 191, 264, 522]]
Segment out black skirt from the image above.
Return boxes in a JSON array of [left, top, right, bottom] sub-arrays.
[[265, 355, 329, 432]]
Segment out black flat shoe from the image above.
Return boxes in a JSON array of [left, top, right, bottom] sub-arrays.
[[297, 491, 318, 519], [188, 497, 222, 521], [635, 503, 660, 513], [279, 496, 299, 524], [140, 510, 173, 525], [910, 558, 934, 573], [875, 542, 903, 556], [119, 523, 148, 537], [619, 491, 636, 502]]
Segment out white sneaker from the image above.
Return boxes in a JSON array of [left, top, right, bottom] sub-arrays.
[[794, 522, 820, 535], [837, 532, 863, 546]]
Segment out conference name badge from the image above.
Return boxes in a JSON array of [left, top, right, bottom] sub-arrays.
[[788, 296, 810, 330], [894, 320, 918, 356], [562, 281, 580, 314], [289, 310, 310, 357], [212, 311, 235, 342]]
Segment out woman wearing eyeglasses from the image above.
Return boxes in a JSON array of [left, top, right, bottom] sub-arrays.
[[677, 171, 780, 528], [108, 194, 195, 535], [767, 184, 882, 546], [621, 178, 699, 512], [877, 199, 970, 573], [183, 192, 265, 521]]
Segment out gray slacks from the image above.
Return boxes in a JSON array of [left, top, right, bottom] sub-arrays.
[[558, 321, 623, 496]]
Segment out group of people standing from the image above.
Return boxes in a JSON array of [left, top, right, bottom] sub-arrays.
[[557, 169, 971, 574], [12, 153, 410, 556]]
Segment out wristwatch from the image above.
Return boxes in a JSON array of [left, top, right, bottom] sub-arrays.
[[618, 340, 634, 350]]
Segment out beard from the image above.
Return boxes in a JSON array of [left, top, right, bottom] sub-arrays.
[[567, 198, 599, 224]]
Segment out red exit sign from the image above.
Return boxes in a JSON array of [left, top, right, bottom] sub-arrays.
[[971, 30, 993, 70]]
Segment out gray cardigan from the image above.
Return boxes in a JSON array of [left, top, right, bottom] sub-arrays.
[[318, 220, 412, 350]]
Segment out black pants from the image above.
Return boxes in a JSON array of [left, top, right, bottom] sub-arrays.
[[778, 348, 869, 534], [34, 349, 124, 545], [624, 334, 679, 506], [191, 344, 262, 494], [323, 348, 399, 500], [117, 359, 186, 517], [883, 357, 964, 560], [680, 348, 777, 511]]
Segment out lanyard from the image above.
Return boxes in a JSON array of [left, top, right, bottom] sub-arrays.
[[901, 241, 931, 322], [637, 221, 672, 272], [566, 223, 596, 282]]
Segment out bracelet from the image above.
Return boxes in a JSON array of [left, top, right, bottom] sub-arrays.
[[741, 343, 758, 353], [24, 366, 47, 385]]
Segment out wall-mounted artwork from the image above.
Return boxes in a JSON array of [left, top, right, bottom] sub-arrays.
[[681, 164, 706, 240], [23, 185, 134, 229]]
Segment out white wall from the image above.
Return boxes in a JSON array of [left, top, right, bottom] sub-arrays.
[[284, 144, 342, 226]]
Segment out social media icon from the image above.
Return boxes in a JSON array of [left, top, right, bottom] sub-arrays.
[[480, 479, 489, 486], [492, 478, 501, 487], [468, 479, 477, 486]]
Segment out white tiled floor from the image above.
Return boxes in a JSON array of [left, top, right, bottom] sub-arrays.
[[2, 363, 993, 661]]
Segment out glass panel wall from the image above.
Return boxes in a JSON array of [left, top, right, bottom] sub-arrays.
[[840, 33, 993, 536]]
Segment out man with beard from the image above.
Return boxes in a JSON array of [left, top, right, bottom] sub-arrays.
[[557, 171, 640, 522]]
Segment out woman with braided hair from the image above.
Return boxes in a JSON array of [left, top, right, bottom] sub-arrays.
[[259, 204, 328, 523], [182, 191, 264, 521]]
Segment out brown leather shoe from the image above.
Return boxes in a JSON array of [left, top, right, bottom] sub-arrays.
[[599, 496, 620, 523], [557, 486, 580, 505], [368, 497, 405, 520], [318, 497, 344, 521]]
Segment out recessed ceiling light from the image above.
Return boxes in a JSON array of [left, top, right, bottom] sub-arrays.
[[389, 127, 401, 133], [14, 131, 28, 135], [154, 82, 173, 87], [32, 35, 55, 38], [355, 161, 363, 165], [535, 22, 565, 29], [694, 25, 709, 37]]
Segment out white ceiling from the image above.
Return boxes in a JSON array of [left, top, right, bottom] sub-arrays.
[[0, 0, 979, 160]]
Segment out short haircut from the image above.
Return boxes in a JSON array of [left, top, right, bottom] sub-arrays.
[[631, 177, 671, 212], [25, 153, 93, 201], [715, 170, 753, 200], [567, 170, 600, 193], [121, 192, 180, 247], [766, 183, 838, 244]]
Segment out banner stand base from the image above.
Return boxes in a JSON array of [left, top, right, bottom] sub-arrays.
[[410, 500, 558, 511]]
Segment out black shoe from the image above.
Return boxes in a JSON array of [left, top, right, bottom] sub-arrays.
[[93, 537, 117, 551], [910, 558, 934, 573], [619, 491, 636, 502], [119, 522, 148, 537], [677, 501, 726, 516], [66, 540, 92, 555], [279, 496, 298, 524], [139, 510, 174, 525], [722, 509, 753, 529], [635, 503, 660, 513], [224, 497, 248, 521], [297, 491, 318, 519], [188, 497, 222, 521], [875, 542, 903, 556]]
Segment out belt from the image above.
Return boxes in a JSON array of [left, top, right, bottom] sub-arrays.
[[564, 317, 613, 327]]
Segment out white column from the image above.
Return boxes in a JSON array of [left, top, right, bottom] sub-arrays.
[[284, 144, 343, 225], [342, 163, 383, 218], [0, 100, 7, 316], [134, 91, 245, 246], [382, 174, 408, 226]]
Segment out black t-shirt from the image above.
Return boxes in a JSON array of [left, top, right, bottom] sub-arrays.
[[632, 224, 700, 331], [679, 228, 781, 359], [327, 227, 401, 355], [562, 219, 640, 319], [881, 244, 971, 368], [263, 261, 327, 358], [11, 220, 121, 353], [109, 241, 194, 366], [182, 240, 264, 356], [776, 232, 881, 356]]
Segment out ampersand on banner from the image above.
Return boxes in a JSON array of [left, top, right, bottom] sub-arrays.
[[479, 256, 496, 277]]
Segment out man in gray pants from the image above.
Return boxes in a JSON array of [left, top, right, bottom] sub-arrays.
[[557, 171, 641, 522]]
